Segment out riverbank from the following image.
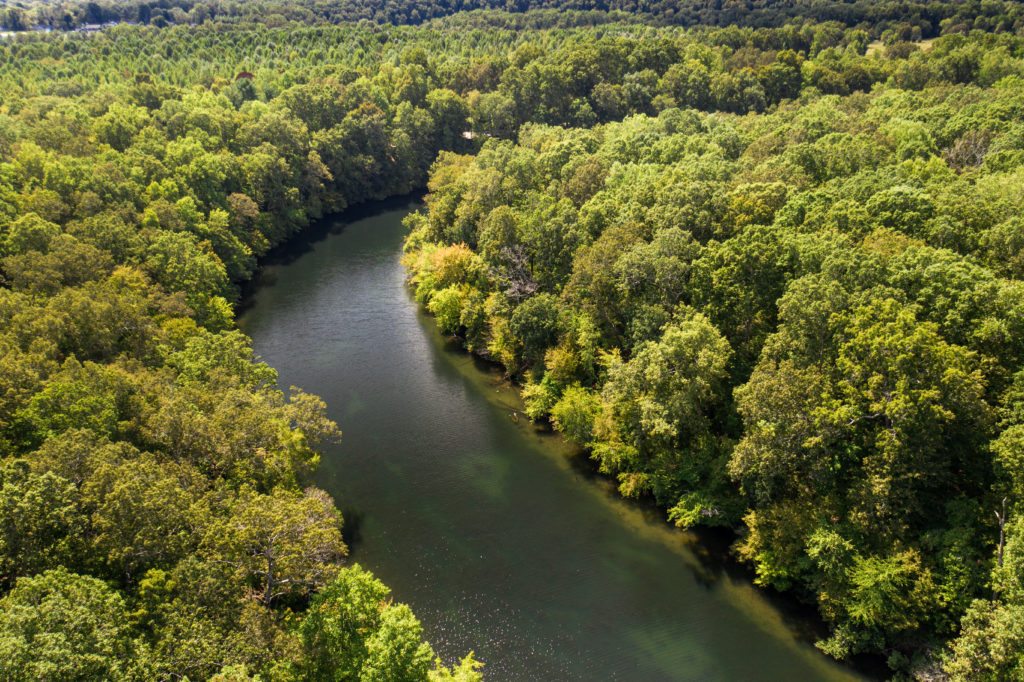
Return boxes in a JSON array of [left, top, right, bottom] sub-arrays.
[[239, 197, 869, 680]]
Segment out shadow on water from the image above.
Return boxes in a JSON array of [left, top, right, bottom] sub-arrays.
[[434, 325, 888, 680], [236, 192, 426, 315], [239, 198, 882, 681], [340, 505, 366, 554]]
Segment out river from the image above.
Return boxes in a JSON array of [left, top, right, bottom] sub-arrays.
[[237, 197, 864, 681]]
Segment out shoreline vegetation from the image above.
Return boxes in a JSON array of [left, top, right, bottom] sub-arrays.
[[0, 1, 1022, 679], [399, 20, 1024, 682], [423, 319, 882, 674]]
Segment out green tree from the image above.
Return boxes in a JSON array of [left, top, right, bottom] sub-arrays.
[[361, 604, 435, 682], [509, 292, 561, 367], [206, 486, 345, 606], [0, 569, 152, 681], [595, 312, 731, 505], [0, 460, 80, 586]]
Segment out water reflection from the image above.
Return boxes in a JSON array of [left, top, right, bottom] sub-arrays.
[[239, 197, 868, 681]]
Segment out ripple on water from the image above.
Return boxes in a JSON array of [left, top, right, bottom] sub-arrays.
[[239, 199, 868, 682]]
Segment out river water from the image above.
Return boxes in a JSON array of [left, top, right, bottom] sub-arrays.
[[238, 197, 864, 681]]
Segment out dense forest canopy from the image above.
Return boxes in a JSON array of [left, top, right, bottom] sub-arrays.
[[401, 19, 1024, 682], [0, 0, 1022, 679]]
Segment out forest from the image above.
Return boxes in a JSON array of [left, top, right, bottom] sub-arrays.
[[401, 19, 1024, 682], [0, 0, 1022, 680]]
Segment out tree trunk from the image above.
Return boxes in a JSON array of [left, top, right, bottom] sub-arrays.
[[994, 497, 1008, 601]]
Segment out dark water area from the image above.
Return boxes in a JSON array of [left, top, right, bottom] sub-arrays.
[[238, 197, 865, 681]]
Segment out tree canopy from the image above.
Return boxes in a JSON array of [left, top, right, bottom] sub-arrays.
[[2, 0, 1024, 679]]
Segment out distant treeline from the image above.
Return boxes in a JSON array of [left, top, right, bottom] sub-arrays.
[[3, 0, 1024, 37]]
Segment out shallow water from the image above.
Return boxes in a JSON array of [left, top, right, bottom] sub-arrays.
[[238, 197, 864, 681]]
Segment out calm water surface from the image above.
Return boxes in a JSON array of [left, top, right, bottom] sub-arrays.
[[238, 198, 864, 681]]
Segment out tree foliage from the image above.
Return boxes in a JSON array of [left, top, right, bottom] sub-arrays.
[[4, 1, 1024, 678], [402, 21, 1024, 675]]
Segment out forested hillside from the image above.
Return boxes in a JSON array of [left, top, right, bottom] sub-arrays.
[[0, 2, 1022, 680], [401, 25, 1024, 681]]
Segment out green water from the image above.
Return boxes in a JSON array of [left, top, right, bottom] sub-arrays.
[[238, 197, 865, 681]]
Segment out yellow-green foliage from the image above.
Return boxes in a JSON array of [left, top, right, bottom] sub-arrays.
[[403, 28, 1024, 673]]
